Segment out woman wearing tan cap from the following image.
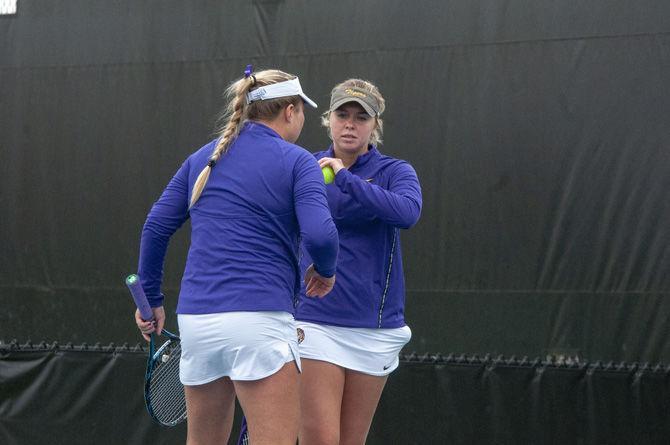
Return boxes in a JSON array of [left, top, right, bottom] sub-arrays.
[[295, 79, 423, 444]]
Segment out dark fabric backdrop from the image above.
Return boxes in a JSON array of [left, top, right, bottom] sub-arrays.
[[1, 0, 670, 363], [2, 346, 669, 445]]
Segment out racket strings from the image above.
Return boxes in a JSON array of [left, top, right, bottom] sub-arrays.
[[147, 341, 186, 426]]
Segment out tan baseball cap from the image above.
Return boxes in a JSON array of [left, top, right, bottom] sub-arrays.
[[329, 85, 381, 116]]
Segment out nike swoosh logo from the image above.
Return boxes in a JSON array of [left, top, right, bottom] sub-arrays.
[[366, 178, 374, 182], [383, 364, 392, 370]]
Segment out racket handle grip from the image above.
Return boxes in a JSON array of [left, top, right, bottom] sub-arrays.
[[125, 274, 154, 321]]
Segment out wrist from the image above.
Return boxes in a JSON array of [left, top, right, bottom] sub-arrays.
[[313, 264, 335, 278]]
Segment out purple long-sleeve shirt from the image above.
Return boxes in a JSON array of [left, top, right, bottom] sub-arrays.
[[138, 122, 339, 314], [296, 146, 422, 328]]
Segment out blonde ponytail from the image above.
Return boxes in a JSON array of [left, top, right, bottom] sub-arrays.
[[188, 69, 303, 209], [189, 76, 255, 208]]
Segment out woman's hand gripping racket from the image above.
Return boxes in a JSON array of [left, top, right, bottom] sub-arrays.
[[126, 274, 186, 427]]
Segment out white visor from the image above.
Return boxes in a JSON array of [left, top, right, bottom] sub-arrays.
[[246, 77, 317, 108]]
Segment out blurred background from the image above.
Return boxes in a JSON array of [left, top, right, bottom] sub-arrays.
[[2, 1, 670, 443]]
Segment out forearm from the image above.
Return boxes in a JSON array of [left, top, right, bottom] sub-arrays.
[[335, 168, 422, 228], [137, 223, 171, 306], [136, 163, 190, 305]]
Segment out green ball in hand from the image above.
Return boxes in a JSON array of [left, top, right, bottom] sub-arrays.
[[322, 166, 335, 184]]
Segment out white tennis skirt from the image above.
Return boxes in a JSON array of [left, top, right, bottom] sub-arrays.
[[177, 311, 301, 385], [296, 321, 412, 376]]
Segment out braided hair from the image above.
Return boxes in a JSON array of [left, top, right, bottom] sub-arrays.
[[189, 69, 303, 209]]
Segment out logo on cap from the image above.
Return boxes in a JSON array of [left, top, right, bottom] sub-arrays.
[[345, 88, 367, 98]]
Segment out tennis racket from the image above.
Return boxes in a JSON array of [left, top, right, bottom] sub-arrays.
[[237, 416, 249, 445], [126, 274, 186, 427]]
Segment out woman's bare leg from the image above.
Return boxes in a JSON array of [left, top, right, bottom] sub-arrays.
[[184, 377, 236, 445], [339, 370, 388, 445], [299, 359, 346, 445], [234, 361, 301, 445]]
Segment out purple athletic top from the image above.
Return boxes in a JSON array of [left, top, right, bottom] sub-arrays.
[[138, 122, 339, 314], [296, 146, 422, 328]]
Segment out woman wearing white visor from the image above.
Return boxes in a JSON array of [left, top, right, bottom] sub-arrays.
[[134, 67, 338, 445]]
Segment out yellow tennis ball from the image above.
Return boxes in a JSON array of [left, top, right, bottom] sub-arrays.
[[322, 166, 335, 184]]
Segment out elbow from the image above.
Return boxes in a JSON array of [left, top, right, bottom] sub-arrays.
[[142, 219, 168, 239], [306, 228, 339, 257], [396, 203, 422, 229], [397, 217, 418, 230], [142, 212, 182, 238]]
